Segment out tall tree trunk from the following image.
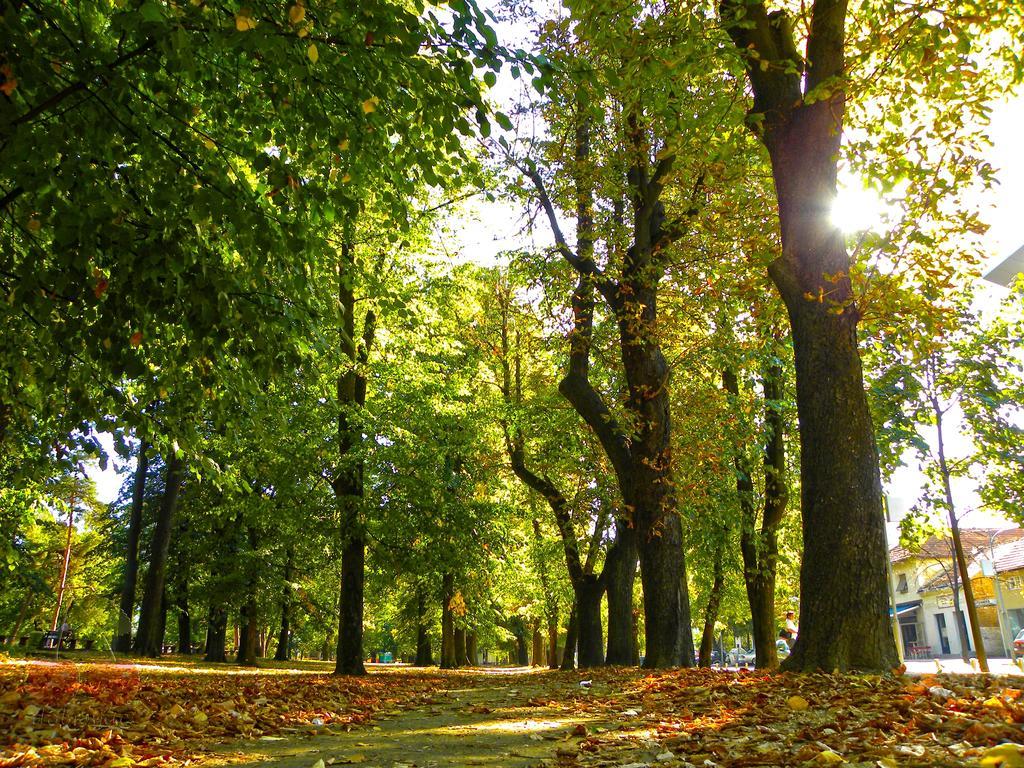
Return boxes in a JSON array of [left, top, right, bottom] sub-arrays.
[[440, 573, 457, 669], [134, 453, 184, 657], [699, 535, 726, 668], [604, 519, 638, 665], [414, 585, 433, 666], [949, 556, 971, 660], [934, 393, 987, 670], [531, 621, 544, 667], [114, 442, 149, 652], [466, 632, 478, 666], [528, 108, 697, 670], [236, 596, 259, 666], [274, 550, 293, 662], [727, 362, 789, 669], [334, 530, 365, 674], [204, 601, 227, 662], [560, 606, 578, 671], [236, 527, 260, 666], [782, 302, 895, 671], [513, 617, 529, 666], [722, 0, 897, 672], [454, 627, 469, 667], [333, 241, 375, 677], [576, 576, 604, 667]]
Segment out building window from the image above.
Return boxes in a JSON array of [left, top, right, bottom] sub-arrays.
[[897, 573, 908, 594]]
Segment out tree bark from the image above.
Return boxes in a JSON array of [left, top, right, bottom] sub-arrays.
[[236, 596, 259, 666], [699, 534, 726, 668], [576, 575, 604, 667], [332, 241, 375, 677], [604, 518, 638, 665], [722, 0, 897, 672], [466, 632, 478, 666], [514, 622, 529, 667], [204, 601, 227, 663], [114, 442, 149, 653], [134, 452, 184, 657], [455, 627, 469, 667], [236, 528, 260, 666]]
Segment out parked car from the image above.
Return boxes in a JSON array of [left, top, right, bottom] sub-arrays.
[[1013, 628, 1024, 659], [727, 648, 756, 666]]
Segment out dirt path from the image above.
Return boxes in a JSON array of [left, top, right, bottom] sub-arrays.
[[207, 674, 630, 768]]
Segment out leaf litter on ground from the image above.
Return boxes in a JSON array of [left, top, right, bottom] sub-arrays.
[[2, 659, 1024, 767]]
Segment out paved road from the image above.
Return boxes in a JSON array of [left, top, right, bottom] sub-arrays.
[[904, 657, 1023, 675]]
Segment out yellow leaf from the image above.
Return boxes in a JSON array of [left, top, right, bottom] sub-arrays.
[[288, 3, 305, 24], [107, 758, 135, 768], [298, 26, 309, 38], [193, 710, 208, 724], [235, 9, 257, 31], [341, 173, 351, 183], [307, 43, 319, 63], [26, 218, 41, 233], [981, 743, 1024, 767], [786, 695, 809, 711], [339, 139, 350, 150], [816, 750, 845, 764], [203, 137, 216, 149], [361, 96, 378, 114]]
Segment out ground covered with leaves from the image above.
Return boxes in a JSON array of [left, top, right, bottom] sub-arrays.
[[1, 658, 1023, 767]]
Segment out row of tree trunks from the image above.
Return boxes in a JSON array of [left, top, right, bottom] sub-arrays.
[[113, 442, 149, 653], [698, 533, 727, 668], [535, 103, 695, 669], [133, 452, 185, 658]]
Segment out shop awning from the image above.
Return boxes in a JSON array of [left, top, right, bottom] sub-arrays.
[[889, 600, 921, 618]]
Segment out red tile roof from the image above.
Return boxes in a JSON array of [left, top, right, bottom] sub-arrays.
[[890, 528, 1024, 592]]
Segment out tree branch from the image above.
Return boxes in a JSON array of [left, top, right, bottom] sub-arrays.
[[11, 39, 156, 128]]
